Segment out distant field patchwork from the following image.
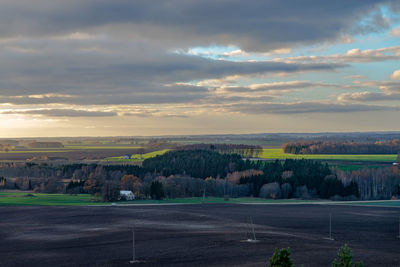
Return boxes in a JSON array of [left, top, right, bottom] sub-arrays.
[[260, 148, 397, 162], [64, 145, 143, 150], [103, 149, 171, 162], [0, 145, 144, 153]]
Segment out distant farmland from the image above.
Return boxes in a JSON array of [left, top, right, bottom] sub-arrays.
[[64, 145, 143, 150], [103, 149, 170, 162], [260, 148, 397, 162], [105, 148, 397, 163], [0, 144, 396, 164], [0, 192, 99, 206], [0, 144, 149, 161]]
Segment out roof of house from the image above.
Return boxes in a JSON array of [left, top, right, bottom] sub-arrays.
[[120, 190, 134, 195]]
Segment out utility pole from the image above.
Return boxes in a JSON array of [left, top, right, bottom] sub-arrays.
[[241, 216, 259, 243], [250, 216, 257, 241], [327, 213, 334, 241], [397, 216, 400, 239], [130, 226, 138, 264]]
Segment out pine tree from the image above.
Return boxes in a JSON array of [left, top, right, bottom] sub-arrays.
[[332, 244, 363, 267], [150, 181, 165, 200], [268, 248, 295, 267]]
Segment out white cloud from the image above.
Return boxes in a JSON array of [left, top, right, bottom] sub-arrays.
[[222, 49, 248, 57], [391, 27, 400, 37], [274, 46, 400, 64], [390, 69, 400, 80], [344, 75, 367, 79], [337, 91, 400, 102], [53, 32, 99, 41]]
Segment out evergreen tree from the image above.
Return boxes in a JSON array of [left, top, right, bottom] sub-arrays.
[[150, 181, 165, 200], [332, 244, 363, 267], [268, 248, 295, 267], [100, 181, 120, 202]]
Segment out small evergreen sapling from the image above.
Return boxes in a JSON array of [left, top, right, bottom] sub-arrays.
[[268, 248, 295, 267], [332, 244, 363, 267]]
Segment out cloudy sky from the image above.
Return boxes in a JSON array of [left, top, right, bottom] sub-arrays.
[[1, 0, 400, 137]]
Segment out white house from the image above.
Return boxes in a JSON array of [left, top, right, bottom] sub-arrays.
[[120, 190, 135, 200]]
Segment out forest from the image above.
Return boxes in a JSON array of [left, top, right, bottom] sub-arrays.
[[176, 144, 263, 158], [3, 149, 396, 201], [282, 140, 400, 154]]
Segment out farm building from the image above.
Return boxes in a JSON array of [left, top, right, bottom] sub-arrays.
[[122, 154, 131, 159], [120, 190, 135, 200]]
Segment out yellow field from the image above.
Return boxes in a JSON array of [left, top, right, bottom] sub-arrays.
[[103, 149, 170, 162]]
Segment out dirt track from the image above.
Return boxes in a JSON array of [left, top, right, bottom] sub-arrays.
[[1, 204, 399, 266]]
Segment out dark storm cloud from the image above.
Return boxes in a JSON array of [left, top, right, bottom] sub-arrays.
[[0, 42, 345, 105], [0, 0, 393, 51], [0, 84, 211, 105], [0, 0, 397, 114]]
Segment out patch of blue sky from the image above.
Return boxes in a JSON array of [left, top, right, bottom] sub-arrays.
[[175, 45, 241, 60], [350, 61, 399, 80]]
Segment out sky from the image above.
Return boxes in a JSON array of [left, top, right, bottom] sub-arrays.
[[0, 0, 400, 137]]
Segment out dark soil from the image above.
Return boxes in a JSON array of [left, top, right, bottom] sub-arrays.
[[0, 204, 399, 266], [0, 148, 143, 161]]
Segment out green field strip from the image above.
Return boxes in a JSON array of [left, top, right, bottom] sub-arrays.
[[260, 149, 397, 162], [103, 149, 171, 162]]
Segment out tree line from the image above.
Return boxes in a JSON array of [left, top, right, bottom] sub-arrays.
[[176, 143, 263, 158], [238, 159, 359, 199], [142, 150, 251, 179], [282, 140, 400, 154], [336, 166, 400, 200]]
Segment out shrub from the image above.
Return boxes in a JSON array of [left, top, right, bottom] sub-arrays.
[[294, 185, 311, 199], [259, 182, 281, 199]]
